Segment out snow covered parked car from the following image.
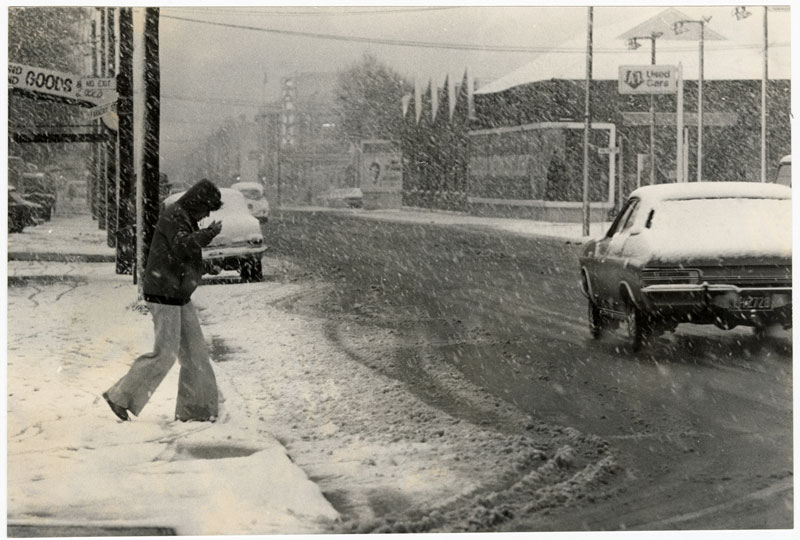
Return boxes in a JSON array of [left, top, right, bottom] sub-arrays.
[[8, 185, 43, 233], [230, 181, 270, 222], [579, 182, 792, 350], [164, 188, 267, 282], [324, 187, 363, 208], [775, 155, 791, 187]]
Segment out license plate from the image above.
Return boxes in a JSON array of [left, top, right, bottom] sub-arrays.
[[733, 295, 772, 310]]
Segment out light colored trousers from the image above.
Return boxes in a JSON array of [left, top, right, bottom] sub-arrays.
[[105, 301, 218, 420]]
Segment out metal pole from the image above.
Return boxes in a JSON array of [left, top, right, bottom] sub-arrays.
[[275, 112, 282, 207], [98, 6, 108, 230], [697, 22, 704, 182], [676, 62, 684, 182], [582, 7, 593, 237], [649, 36, 656, 185], [90, 11, 98, 219], [618, 137, 624, 208], [105, 7, 117, 247], [761, 6, 768, 182]]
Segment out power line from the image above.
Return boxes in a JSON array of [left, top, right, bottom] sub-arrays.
[[169, 6, 461, 17], [160, 14, 788, 55], [161, 93, 261, 107], [161, 14, 572, 53]]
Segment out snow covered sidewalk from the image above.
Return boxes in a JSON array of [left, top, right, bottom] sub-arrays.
[[6, 259, 338, 535], [6, 212, 615, 535]]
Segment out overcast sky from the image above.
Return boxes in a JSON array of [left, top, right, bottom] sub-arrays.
[[115, 3, 792, 177]]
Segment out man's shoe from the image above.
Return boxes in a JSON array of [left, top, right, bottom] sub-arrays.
[[102, 392, 130, 421]]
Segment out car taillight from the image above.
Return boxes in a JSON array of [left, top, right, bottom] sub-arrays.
[[642, 268, 701, 284], [247, 236, 263, 245]]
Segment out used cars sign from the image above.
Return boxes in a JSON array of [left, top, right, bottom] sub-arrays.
[[618, 64, 678, 94]]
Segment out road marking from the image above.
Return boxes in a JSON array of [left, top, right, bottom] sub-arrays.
[[645, 478, 792, 528]]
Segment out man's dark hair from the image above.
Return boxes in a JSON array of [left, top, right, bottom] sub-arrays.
[[177, 179, 223, 215]]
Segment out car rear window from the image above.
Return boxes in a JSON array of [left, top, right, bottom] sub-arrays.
[[647, 197, 792, 259], [238, 189, 262, 200]]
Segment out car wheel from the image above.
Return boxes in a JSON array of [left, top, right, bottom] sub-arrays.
[[625, 301, 651, 351], [752, 323, 767, 341], [588, 300, 605, 339], [240, 257, 263, 283]]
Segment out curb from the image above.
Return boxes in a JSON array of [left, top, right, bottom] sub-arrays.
[[8, 524, 177, 537], [7, 252, 115, 263]]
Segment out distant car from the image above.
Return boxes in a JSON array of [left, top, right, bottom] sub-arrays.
[[325, 187, 363, 208], [775, 155, 791, 187], [230, 181, 270, 222], [164, 188, 267, 282], [8, 185, 43, 233], [579, 182, 792, 350]]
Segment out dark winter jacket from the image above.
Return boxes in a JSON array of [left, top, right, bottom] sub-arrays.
[[142, 180, 222, 304]]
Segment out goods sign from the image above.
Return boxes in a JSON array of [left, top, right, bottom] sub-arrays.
[[618, 65, 678, 94], [9, 63, 118, 105], [9, 63, 81, 101]]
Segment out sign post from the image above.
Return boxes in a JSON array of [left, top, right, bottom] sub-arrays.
[[676, 63, 684, 182], [619, 64, 678, 185]]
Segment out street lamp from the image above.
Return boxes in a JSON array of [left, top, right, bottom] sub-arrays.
[[673, 16, 712, 182], [732, 6, 767, 183], [626, 31, 663, 185]]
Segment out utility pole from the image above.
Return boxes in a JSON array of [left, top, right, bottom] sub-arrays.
[[97, 7, 107, 230], [116, 7, 135, 275], [626, 33, 662, 185], [648, 35, 657, 185], [106, 7, 118, 247], [90, 10, 98, 220], [140, 7, 161, 287], [761, 6, 768, 182], [698, 21, 704, 182], [673, 17, 709, 181], [581, 7, 593, 237]]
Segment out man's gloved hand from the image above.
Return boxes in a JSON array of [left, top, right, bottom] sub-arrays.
[[207, 220, 223, 236]]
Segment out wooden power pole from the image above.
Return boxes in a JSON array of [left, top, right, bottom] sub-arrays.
[[141, 7, 161, 277], [116, 7, 135, 275]]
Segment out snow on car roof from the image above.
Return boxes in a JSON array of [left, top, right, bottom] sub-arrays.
[[645, 197, 792, 261], [629, 181, 791, 204], [231, 182, 264, 193]]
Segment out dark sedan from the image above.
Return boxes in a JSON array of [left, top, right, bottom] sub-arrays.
[[579, 182, 792, 350]]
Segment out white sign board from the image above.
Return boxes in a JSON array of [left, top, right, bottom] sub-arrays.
[[85, 100, 117, 120], [9, 63, 82, 101], [618, 65, 678, 94], [9, 63, 118, 105], [76, 77, 118, 104]]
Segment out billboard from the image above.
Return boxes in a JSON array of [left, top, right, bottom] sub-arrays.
[[360, 140, 402, 194]]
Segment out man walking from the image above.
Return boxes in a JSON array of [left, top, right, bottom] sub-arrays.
[[103, 179, 223, 422]]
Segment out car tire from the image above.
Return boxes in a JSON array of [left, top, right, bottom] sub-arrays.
[[625, 301, 651, 352], [588, 300, 605, 339], [240, 257, 263, 283]]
